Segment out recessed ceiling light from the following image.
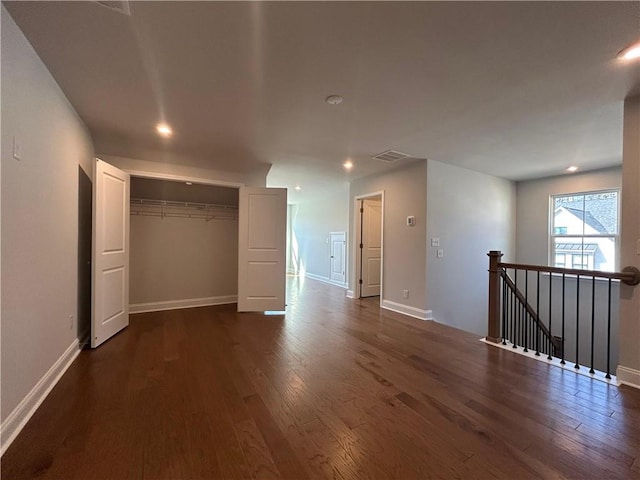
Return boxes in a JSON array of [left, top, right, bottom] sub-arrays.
[[294, 185, 301, 191], [343, 159, 353, 170], [156, 123, 173, 137], [617, 42, 640, 61], [185, 181, 193, 186], [326, 95, 343, 105], [566, 166, 579, 173]]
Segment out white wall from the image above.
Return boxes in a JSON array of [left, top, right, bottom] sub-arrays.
[[619, 96, 640, 385], [290, 184, 349, 282], [426, 160, 516, 336], [515, 167, 622, 266], [1, 5, 94, 424], [100, 154, 267, 188], [349, 161, 427, 313], [130, 216, 238, 307]]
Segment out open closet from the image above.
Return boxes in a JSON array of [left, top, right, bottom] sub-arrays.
[[91, 158, 287, 347], [128, 177, 239, 313]]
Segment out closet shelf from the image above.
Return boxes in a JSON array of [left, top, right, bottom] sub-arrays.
[[130, 198, 238, 221]]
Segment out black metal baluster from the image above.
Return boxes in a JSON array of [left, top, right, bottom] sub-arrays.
[[514, 269, 519, 349], [548, 271, 553, 359], [589, 276, 596, 374], [511, 270, 515, 346], [535, 271, 540, 356], [575, 274, 580, 369], [502, 272, 507, 345], [531, 306, 534, 351], [561, 273, 566, 365], [606, 279, 612, 379], [524, 270, 529, 352]]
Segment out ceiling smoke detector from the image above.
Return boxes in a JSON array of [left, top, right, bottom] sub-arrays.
[[372, 150, 411, 163], [94, 1, 131, 16]]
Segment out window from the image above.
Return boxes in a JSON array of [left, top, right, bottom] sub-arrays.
[[550, 189, 619, 272]]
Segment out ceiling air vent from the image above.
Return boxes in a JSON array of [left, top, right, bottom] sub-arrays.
[[95, 1, 131, 16], [372, 150, 411, 163]]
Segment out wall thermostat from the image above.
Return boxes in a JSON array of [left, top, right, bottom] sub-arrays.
[[407, 216, 416, 227]]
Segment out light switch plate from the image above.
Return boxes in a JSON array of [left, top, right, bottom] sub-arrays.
[[436, 249, 444, 258], [431, 237, 440, 247]]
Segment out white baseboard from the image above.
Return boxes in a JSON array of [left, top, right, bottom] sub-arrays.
[[346, 290, 354, 299], [381, 300, 431, 321], [1, 338, 82, 456], [481, 338, 619, 386], [616, 365, 640, 389], [130, 295, 237, 314], [302, 272, 347, 289]]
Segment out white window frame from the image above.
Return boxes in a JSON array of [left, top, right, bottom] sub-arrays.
[[548, 188, 620, 272]]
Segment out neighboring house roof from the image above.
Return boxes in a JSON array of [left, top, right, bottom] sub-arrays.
[[583, 197, 618, 234], [557, 206, 608, 234], [555, 243, 598, 253]]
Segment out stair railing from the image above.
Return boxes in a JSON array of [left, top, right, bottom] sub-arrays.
[[487, 251, 640, 378]]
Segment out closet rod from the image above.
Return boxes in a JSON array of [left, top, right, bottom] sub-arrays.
[[130, 211, 236, 221], [130, 198, 238, 210]]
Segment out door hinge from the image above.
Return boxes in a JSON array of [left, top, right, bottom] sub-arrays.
[[360, 207, 364, 213], [359, 243, 363, 249], [359, 279, 363, 285]]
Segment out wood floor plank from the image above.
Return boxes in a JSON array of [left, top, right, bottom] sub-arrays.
[[3, 277, 640, 479], [233, 417, 281, 480], [244, 393, 310, 480]]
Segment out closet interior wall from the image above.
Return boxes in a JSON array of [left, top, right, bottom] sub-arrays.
[[129, 177, 239, 312]]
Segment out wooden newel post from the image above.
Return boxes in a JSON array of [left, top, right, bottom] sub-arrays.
[[487, 250, 503, 344]]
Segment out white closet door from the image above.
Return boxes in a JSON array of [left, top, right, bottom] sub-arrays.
[[92, 159, 130, 347], [361, 199, 382, 297], [237, 187, 287, 312], [330, 232, 346, 284]]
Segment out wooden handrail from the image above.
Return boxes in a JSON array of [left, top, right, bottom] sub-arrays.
[[498, 262, 640, 286]]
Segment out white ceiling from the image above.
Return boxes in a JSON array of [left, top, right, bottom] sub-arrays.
[[4, 1, 639, 200]]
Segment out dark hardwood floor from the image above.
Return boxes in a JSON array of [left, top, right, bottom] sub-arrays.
[[3, 277, 640, 479]]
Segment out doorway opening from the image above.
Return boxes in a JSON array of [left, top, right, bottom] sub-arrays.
[[353, 192, 384, 302], [77, 166, 93, 345], [128, 176, 240, 314]]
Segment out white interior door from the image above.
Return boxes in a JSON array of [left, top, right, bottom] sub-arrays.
[[92, 159, 130, 348], [330, 232, 346, 284], [238, 187, 287, 311], [360, 198, 382, 298]]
